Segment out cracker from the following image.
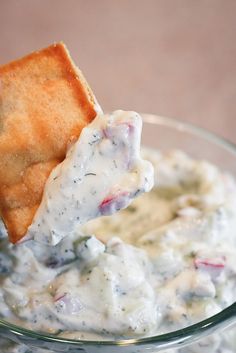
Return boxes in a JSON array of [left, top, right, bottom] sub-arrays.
[[0, 42, 98, 243]]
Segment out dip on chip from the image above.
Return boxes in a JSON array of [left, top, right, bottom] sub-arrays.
[[0, 42, 99, 243]]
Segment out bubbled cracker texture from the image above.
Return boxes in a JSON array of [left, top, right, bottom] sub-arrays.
[[0, 42, 98, 243]]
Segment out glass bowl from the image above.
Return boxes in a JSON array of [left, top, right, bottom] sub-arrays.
[[0, 114, 236, 353]]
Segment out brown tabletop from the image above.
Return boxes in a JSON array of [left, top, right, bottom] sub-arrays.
[[1, 0, 236, 142]]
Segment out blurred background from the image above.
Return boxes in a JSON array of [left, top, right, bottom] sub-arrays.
[[0, 0, 236, 142]]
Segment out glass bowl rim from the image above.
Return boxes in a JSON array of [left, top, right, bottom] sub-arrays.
[[1, 114, 236, 348]]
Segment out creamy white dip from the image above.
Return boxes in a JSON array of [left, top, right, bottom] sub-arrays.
[[27, 110, 154, 245], [0, 117, 235, 353]]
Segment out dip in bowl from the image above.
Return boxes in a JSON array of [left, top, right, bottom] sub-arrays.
[[0, 114, 235, 353]]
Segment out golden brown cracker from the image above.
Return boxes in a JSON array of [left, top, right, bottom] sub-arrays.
[[0, 42, 98, 243]]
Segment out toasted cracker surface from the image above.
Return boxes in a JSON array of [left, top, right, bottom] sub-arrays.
[[0, 42, 98, 243]]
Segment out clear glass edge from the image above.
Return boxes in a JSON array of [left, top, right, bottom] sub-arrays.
[[0, 114, 235, 348]]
